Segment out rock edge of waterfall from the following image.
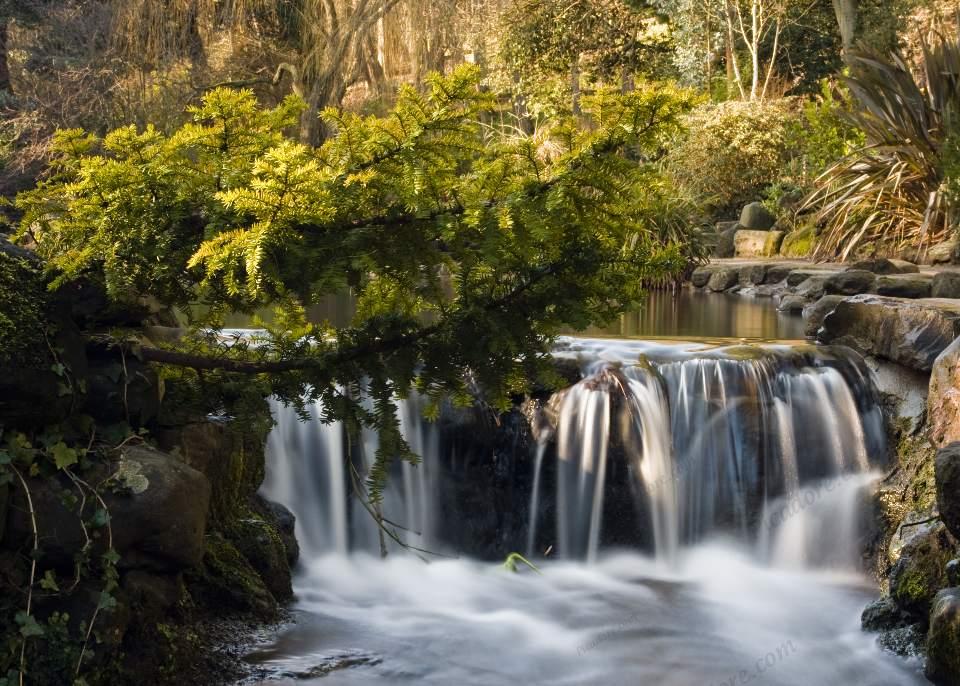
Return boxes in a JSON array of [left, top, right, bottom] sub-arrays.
[[689, 259, 960, 685]]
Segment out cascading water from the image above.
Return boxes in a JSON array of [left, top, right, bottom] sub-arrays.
[[249, 332, 926, 685]]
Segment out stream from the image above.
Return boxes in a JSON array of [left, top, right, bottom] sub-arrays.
[[245, 291, 929, 685]]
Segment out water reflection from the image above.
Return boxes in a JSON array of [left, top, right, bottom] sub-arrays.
[[218, 288, 804, 342], [575, 289, 804, 341]]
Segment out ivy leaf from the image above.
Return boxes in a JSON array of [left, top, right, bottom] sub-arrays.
[[15, 611, 44, 638], [51, 442, 78, 470], [92, 509, 111, 529], [97, 591, 118, 612], [40, 569, 60, 592], [102, 548, 120, 566]]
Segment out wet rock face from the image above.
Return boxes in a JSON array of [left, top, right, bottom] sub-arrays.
[[818, 295, 960, 372], [888, 522, 956, 621], [931, 346, 960, 449], [802, 295, 846, 338], [706, 267, 740, 292], [926, 588, 960, 685], [936, 444, 960, 541], [862, 596, 911, 632]]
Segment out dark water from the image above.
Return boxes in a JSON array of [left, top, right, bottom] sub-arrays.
[[223, 289, 805, 342], [576, 289, 805, 341]]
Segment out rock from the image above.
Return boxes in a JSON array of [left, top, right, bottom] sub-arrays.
[[818, 295, 960, 371], [763, 263, 795, 284], [776, 295, 807, 313], [932, 271, 960, 299], [106, 445, 212, 571], [780, 225, 816, 258], [794, 273, 832, 300], [706, 268, 739, 292], [195, 532, 278, 617], [874, 274, 932, 299], [229, 514, 293, 602], [715, 226, 739, 258], [888, 521, 955, 620], [926, 588, 960, 685], [786, 268, 835, 288], [851, 258, 920, 275], [931, 342, 960, 449], [734, 230, 785, 258], [927, 239, 960, 265], [936, 444, 960, 540], [744, 264, 768, 285], [258, 497, 300, 567], [802, 295, 846, 338], [739, 202, 776, 230], [824, 269, 876, 296], [691, 265, 716, 288], [949, 560, 960, 586], [868, 359, 931, 435], [715, 220, 739, 233], [862, 596, 910, 632]]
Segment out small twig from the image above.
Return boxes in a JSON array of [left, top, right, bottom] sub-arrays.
[[10, 465, 38, 686]]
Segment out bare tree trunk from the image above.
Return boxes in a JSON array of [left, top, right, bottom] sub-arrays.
[[832, 0, 858, 54], [0, 18, 11, 96]]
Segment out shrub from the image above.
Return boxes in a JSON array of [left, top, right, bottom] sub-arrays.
[[806, 31, 960, 260], [665, 99, 796, 217]]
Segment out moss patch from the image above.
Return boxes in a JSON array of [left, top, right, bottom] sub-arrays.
[[780, 224, 817, 259]]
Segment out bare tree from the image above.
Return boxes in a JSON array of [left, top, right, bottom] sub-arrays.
[[723, 0, 790, 101]]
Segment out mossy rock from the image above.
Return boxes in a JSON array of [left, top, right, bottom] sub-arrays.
[[191, 532, 278, 618], [780, 224, 817, 259], [227, 511, 293, 602], [889, 522, 957, 621], [927, 588, 960, 685]]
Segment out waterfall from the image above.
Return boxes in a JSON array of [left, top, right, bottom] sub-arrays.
[[261, 340, 885, 571]]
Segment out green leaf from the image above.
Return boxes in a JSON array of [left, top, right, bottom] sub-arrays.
[[102, 548, 120, 566], [92, 508, 111, 529], [97, 591, 118, 612], [40, 569, 60, 592], [51, 441, 78, 470], [15, 611, 44, 638]]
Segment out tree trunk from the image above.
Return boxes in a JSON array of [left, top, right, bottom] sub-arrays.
[[571, 56, 581, 116], [0, 18, 11, 96], [832, 0, 858, 54]]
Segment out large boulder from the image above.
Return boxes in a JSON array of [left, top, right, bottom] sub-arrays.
[[818, 296, 960, 372], [739, 202, 776, 230], [802, 295, 846, 338], [824, 269, 876, 296], [776, 295, 807, 313], [932, 271, 960, 299], [5, 445, 211, 571], [888, 522, 956, 620], [936, 444, 960, 541], [927, 588, 960, 685], [874, 274, 932, 299], [779, 225, 817, 258], [852, 258, 920, 275], [706, 268, 739, 292], [734, 230, 785, 257], [930, 342, 960, 449], [106, 445, 212, 571]]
